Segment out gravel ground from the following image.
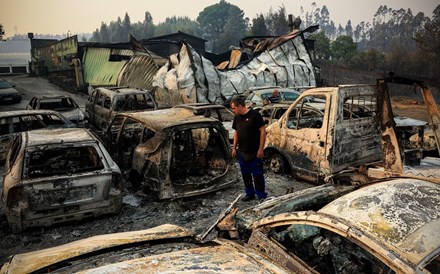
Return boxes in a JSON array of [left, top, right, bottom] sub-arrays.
[[0, 163, 313, 265]]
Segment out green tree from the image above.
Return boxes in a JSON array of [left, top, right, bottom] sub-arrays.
[[310, 31, 331, 59], [345, 20, 353, 37], [0, 23, 5, 40], [155, 16, 202, 37], [132, 11, 155, 39], [90, 28, 100, 42], [414, 4, 440, 82], [249, 14, 268, 36], [197, 0, 246, 52], [99, 22, 110, 42], [331, 35, 357, 62], [265, 5, 289, 35], [123, 12, 132, 38], [414, 5, 440, 58]]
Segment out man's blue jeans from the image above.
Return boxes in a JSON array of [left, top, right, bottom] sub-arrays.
[[237, 150, 267, 199]]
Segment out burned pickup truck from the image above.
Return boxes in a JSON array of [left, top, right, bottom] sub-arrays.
[[102, 108, 238, 200], [264, 78, 439, 184], [264, 84, 382, 183]]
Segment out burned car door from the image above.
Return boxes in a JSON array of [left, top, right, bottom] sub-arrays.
[[266, 94, 329, 182]]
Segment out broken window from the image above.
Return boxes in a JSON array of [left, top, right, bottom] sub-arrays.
[[39, 98, 76, 111], [287, 96, 326, 129], [0, 118, 10, 134], [117, 119, 144, 168], [269, 224, 394, 274], [342, 95, 377, 120], [170, 126, 228, 184], [26, 146, 104, 178], [8, 135, 22, 167]]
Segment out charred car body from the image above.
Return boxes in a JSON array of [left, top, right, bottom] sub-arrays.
[[173, 103, 235, 142], [86, 86, 158, 131], [103, 108, 238, 199], [264, 84, 382, 183], [219, 178, 440, 274], [0, 224, 293, 274], [2, 128, 123, 232], [0, 110, 74, 163], [26, 94, 87, 126]]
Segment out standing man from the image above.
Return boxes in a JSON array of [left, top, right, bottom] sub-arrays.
[[230, 96, 267, 201]]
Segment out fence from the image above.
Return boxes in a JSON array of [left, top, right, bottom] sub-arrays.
[[0, 64, 29, 75]]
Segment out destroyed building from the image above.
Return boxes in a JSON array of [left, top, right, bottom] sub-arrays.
[[28, 28, 318, 107]]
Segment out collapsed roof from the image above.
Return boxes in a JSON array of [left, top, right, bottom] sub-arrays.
[[122, 28, 317, 107]]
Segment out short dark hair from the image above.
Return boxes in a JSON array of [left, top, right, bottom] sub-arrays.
[[230, 96, 245, 107]]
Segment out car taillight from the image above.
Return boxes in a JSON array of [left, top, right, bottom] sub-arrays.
[[112, 172, 122, 190], [6, 186, 24, 208]]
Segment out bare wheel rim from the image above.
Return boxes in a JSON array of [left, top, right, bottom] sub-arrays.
[[268, 154, 285, 174]]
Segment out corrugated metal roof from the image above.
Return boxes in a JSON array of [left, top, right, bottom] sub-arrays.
[[82, 47, 132, 86], [117, 52, 159, 90]]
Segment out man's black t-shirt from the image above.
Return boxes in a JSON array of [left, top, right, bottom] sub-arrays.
[[232, 109, 265, 161]]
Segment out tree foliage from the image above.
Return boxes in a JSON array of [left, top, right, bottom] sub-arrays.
[[56, 2, 439, 83], [155, 16, 203, 37], [197, 0, 246, 52], [310, 31, 331, 59], [265, 6, 290, 36], [0, 23, 5, 40], [331, 35, 357, 62], [249, 14, 268, 36]]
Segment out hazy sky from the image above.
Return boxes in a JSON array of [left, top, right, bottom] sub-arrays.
[[0, 0, 438, 37]]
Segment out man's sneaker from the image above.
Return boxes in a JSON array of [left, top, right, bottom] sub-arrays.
[[241, 195, 255, 201]]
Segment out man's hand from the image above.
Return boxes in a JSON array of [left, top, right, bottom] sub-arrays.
[[257, 147, 264, 159], [231, 147, 237, 158]]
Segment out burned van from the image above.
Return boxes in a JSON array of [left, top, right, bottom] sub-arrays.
[[103, 108, 238, 199]]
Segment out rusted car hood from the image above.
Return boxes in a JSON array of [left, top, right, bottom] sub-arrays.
[[1, 225, 290, 274], [1, 224, 193, 274], [319, 178, 440, 265], [58, 108, 86, 121], [76, 239, 290, 274]]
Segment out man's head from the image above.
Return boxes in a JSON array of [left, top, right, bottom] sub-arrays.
[[230, 96, 248, 116], [273, 89, 279, 96]]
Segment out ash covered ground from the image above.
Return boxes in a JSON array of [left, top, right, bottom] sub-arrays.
[[0, 165, 313, 265]]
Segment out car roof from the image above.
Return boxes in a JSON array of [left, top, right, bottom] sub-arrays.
[[95, 87, 151, 97], [251, 88, 302, 95], [114, 108, 220, 131], [32, 94, 72, 99], [0, 109, 71, 119], [23, 128, 97, 147], [319, 178, 440, 265]]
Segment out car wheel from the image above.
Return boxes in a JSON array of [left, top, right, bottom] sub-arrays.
[[267, 153, 285, 174]]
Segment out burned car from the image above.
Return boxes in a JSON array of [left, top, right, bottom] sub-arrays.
[[0, 224, 293, 273], [220, 178, 440, 274], [26, 94, 87, 126], [173, 102, 235, 142], [2, 128, 123, 232], [264, 84, 382, 181], [0, 110, 74, 163], [86, 86, 158, 131], [103, 108, 238, 199], [2, 179, 439, 273]]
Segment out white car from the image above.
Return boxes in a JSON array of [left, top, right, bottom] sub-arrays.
[[245, 87, 312, 108], [2, 128, 123, 232], [26, 94, 87, 126]]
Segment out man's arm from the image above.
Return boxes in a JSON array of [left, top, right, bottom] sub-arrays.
[[232, 130, 238, 157], [257, 125, 266, 158]]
